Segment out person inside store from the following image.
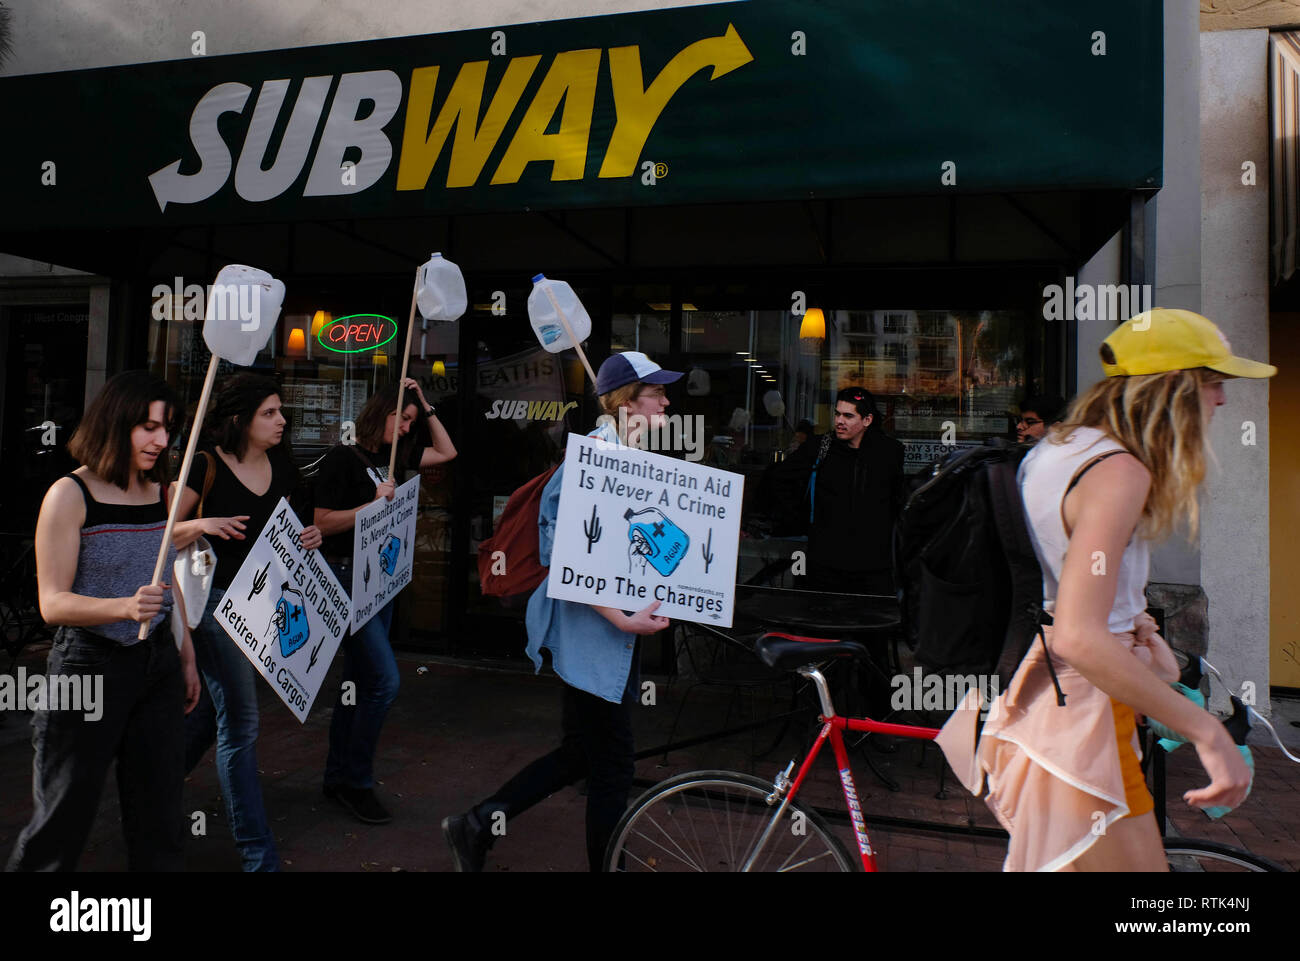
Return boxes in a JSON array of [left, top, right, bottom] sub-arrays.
[[786, 386, 906, 597], [1015, 393, 1067, 445], [441, 351, 677, 873], [788, 418, 815, 454], [170, 373, 323, 872], [8, 371, 201, 872], [312, 377, 457, 825]]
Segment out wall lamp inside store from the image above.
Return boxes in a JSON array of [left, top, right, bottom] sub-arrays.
[[432, 360, 447, 377], [307, 311, 331, 360], [286, 327, 307, 357], [799, 307, 826, 354]]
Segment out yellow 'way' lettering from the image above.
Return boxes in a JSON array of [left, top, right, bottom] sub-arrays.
[[394, 24, 753, 191], [491, 48, 602, 184], [599, 24, 753, 178], [396, 57, 541, 190]]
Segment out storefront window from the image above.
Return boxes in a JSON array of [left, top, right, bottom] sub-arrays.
[[459, 280, 593, 654], [147, 280, 459, 635]]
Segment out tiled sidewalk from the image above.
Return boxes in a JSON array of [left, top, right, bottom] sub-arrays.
[[1, 642, 1296, 872]]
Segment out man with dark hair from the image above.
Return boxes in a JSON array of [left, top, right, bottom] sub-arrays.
[[787, 387, 905, 596], [1016, 393, 1067, 445]]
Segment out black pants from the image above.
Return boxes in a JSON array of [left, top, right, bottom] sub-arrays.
[[476, 677, 636, 872], [7, 624, 185, 872]]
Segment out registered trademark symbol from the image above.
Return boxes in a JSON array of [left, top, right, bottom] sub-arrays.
[[654, 162, 668, 179]]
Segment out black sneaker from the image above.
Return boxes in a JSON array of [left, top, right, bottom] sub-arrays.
[[442, 812, 488, 872], [332, 786, 392, 825]]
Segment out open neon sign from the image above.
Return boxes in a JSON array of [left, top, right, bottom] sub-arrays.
[[317, 314, 398, 353]]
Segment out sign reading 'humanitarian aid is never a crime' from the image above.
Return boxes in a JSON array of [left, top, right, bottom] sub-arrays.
[[548, 434, 743, 627], [350, 475, 420, 631], [216, 500, 352, 723]]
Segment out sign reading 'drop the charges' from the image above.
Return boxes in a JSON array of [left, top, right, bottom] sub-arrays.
[[548, 435, 744, 627], [350, 475, 420, 631], [217, 499, 352, 723]]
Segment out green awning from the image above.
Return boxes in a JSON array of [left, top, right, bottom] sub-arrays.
[[0, 0, 1161, 232]]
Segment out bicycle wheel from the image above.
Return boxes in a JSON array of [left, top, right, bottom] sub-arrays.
[[605, 770, 860, 872], [1163, 837, 1287, 872]]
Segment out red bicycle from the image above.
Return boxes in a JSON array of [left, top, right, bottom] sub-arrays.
[[605, 632, 1293, 872], [604, 632, 940, 872]]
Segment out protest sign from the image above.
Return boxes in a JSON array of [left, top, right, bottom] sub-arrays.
[[547, 434, 744, 627], [216, 499, 351, 722], [350, 475, 420, 631]]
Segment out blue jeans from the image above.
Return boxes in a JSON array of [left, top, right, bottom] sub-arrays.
[[7, 624, 184, 872], [325, 599, 398, 790], [186, 592, 279, 872]]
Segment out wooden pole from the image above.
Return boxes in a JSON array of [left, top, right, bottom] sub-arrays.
[[542, 284, 597, 388], [139, 353, 219, 639], [389, 265, 422, 480]]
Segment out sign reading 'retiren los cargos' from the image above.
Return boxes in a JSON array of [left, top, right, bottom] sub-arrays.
[[547, 433, 744, 627]]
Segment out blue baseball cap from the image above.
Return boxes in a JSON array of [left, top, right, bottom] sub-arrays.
[[595, 351, 684, 395]]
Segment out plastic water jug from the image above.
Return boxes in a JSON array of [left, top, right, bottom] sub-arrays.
[[527, 274, 592, 353], [272, 582, 310, 658], [624, 507, 690, 577], [203, 264, 282, 366], [416, 252, 467, 322], [378, 534, 402, 576]]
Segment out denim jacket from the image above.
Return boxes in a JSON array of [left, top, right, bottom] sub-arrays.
[[525, 423, 638, 703]]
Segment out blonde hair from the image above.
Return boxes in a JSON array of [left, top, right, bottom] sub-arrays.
[[599, 382, 642, 417], [1048, 368, 1223, 542]]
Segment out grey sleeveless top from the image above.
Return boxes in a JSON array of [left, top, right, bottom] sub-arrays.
[[65, 473, 176, 644]]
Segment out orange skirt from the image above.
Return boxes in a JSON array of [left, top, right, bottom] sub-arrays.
[[936, 624, 1154, 872], [1112, 700, 1154, 819]]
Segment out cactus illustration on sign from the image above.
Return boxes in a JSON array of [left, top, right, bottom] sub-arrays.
[[584, 505, 602, 553]]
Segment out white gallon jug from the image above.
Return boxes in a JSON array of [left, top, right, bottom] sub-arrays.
[[203, 265, 283, 366], [416, 252, 467, 322], [526, 274, 591, 353]]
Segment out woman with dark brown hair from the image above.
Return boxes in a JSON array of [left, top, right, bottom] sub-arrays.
[[312, 377, 456, 824], [170, 372, 322, 871], [7, 370, 201, 872]]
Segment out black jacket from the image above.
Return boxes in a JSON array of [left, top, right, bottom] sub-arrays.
[[779, 430, 906, 572]]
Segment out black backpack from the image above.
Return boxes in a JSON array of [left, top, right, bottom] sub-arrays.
[[893, 442, 1066, 712]]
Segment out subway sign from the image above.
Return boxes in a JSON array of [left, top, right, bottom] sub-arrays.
[[317, 314, 398, 353], [0, 0, 1162, 231], [147, 24, 752, 211]]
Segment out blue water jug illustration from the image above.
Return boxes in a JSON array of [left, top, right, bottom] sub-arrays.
[[624, 508, 689, 577], [538, 324, 563, 345], [378, 534, 402, 576], [270, 582, 310, 658]]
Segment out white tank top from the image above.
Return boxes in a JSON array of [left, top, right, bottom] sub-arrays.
[[1017, 426, 1150, 633]]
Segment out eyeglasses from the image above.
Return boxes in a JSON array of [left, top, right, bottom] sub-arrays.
[[1016, 416, 1042, 426]]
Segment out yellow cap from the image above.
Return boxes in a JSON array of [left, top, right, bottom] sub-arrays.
[[1101, 309, 1277, 379]]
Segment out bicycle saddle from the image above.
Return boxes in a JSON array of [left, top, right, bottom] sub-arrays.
[[755, 632, 869, 671]]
